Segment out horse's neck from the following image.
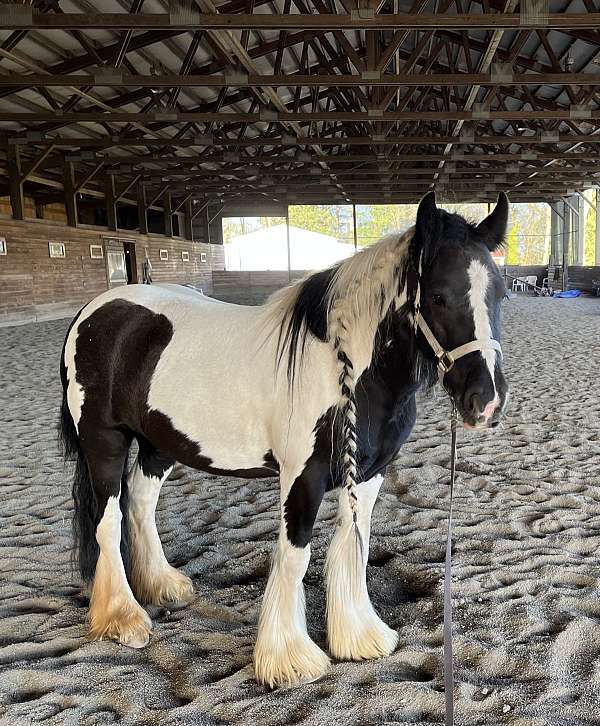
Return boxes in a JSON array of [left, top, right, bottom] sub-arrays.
[[364, 316, 423, 410]]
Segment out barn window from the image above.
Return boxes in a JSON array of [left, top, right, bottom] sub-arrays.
[[48, 242, 66, 258]]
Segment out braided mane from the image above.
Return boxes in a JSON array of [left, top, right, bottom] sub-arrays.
[[265, 229, 413, 523]]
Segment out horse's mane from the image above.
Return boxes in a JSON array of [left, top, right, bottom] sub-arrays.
[[264, 229, 413, 387], [262, 229, 413, 531]]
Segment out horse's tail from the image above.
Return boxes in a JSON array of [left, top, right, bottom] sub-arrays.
[[59, 316, 131, 583]]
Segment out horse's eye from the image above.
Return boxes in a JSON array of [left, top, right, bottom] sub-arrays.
[[432, 294, 446, 307]]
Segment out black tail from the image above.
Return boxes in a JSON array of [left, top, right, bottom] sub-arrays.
[[59, 319, 131, 584]]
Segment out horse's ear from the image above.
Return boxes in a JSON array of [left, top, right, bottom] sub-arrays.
[[412, 191, 440, 263], [477, 192, 509, 251]]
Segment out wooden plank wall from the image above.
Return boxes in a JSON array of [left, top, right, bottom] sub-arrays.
[[211, 270, 305, 305], [567, 266, 600, 294], [0, 218, 225, 324]]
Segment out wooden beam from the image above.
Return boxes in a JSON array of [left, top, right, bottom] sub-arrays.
[[63, 159, 78, 227], [3, 13, 600, 30], [105, 174, 117, 230], [6, 143, 25, 220], [3, 71, 600, 88], [148, 183, 170, 208], [183, 197, 194, 241], [74, 161, 105, 192], [137, 182, 148, 235], [19, 144, 55, 182], [172, 191, 194, 213], [115, 174, 141, 202], [163, 191, 173, 237], [3, 109, 598, 123], [191, 199, 210, 220], [16, 132, 600, 148]]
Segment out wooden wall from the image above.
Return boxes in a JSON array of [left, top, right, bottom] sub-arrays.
[[566, 266, 600, 294], [0, 218, 225, 325], [212, 270, 305, 305]]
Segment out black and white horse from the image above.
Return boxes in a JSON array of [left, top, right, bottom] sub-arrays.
[[59, 192, 509, 688]]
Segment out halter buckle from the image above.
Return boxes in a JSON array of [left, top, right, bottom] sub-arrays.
[[437, 350, 455, 374]]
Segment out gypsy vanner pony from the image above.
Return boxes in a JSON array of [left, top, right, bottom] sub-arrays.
[[60, 192, 509, 687]]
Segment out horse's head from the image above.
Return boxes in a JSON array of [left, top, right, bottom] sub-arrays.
[[409, 191, 509, 429]]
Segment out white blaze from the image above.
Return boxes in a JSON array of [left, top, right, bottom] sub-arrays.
[[467, 259, 497, 397]]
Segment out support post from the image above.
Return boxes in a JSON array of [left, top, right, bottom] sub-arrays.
[[163, 191, 173, 237], [562, 198, 570, 290], [184, 197, 194, 241], [555, 201, 563, 263], [7, 143, 25, 220], [549, 202, 558, 263], [137, 182, 148, 235], [285, 209, 292, 282], [105, 174, 117, 231], [352, 203, 358, 251], [64, 159, 78, 227]]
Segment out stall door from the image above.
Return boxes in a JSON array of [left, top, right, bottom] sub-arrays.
[[123, 241, 138, 284]]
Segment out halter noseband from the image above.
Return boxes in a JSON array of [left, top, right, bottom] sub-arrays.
[[410, 253, 503, 384]]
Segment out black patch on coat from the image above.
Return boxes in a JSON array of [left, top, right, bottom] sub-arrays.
[[64, 299, 175, 582], [58, 305, 130, 583]]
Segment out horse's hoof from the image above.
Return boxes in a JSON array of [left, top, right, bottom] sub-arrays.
[[89, 599, 152, 649], [329, 613, 398, 661], [137, 568, 194, 606], [254, 636, 331, 688], [119, 626, 151, 649]]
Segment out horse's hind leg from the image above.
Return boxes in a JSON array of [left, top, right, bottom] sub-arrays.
[[82, 428, 152, 648], [127, 440, 194, 606], [254, 468, 330, 688], [326, 473, 398, 661]]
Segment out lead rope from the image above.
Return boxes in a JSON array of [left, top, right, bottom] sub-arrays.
[[408, 252, 498, 726], [444, 401, 458, 726]]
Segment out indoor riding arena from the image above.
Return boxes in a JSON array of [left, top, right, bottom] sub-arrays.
[[1, 3, 600, 726]]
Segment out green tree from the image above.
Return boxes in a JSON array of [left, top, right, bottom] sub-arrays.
[[505, 227, 520, 264], [584, 193, 597, 265], [289, 205, 342, 237]]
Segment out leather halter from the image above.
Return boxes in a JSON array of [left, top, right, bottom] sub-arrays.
[[410, 253, 503, 384]]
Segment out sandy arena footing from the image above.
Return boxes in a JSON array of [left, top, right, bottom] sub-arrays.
[[1, 295, 600, 726]]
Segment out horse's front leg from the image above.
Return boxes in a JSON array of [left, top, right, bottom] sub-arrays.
[[254, 468, 330, 687], [326, 473, 398, 660]]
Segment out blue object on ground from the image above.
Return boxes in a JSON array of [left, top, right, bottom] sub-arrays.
[[553, 289, 582, 298]]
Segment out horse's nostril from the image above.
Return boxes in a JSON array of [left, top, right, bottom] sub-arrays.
[[469, 393, 483, 415]]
